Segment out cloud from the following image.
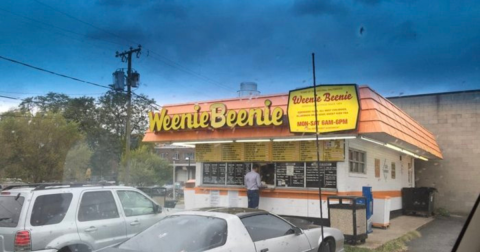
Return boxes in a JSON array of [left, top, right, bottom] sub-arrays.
[[292, 0, 348, 16], [389, 21, 418, 43]]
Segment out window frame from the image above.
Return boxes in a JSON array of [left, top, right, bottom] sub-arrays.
[[77, 190, 120, 222], [349, 148, 367, 174], [240, 213, 295, 242], [116, 190, 156, 217], [30, 193, 72, 226]]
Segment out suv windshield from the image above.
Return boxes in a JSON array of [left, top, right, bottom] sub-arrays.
[[0, 195, 25, 227], [118, 215, 227, 252]]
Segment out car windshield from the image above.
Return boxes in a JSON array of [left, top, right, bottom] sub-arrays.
[[0, 196, 25, 227], [118, 215, 227, 252], [0, 0, 478, 251]]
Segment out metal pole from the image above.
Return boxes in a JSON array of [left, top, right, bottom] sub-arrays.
[[173, 160, 176, 199], [116, 45, 141, 186], [312, 53, 325, 240]]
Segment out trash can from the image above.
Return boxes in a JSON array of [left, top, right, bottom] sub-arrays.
[[362, 186, 374, 233], [402, 187, 436, 217], [328, 196, 368, 244]]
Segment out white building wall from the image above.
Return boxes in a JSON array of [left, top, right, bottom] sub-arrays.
[[339, 138, 415, 211]]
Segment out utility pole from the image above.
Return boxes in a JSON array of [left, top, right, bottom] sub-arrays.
[[116, 45, 141, 185]]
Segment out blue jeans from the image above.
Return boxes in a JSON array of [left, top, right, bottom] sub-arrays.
[[247, 190, 259, 208]]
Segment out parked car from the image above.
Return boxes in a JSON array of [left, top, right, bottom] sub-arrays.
[[0, 183, 171, 252], [101, 207, 345, 252]]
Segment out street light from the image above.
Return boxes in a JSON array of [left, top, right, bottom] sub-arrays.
[[172, 159, 176, 200]]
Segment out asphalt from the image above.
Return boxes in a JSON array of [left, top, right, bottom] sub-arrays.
[[406, 215, 467, 252]]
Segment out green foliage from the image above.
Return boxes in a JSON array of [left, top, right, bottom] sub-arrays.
[[63, 141, 93, 182], [435, 207, 450, 217], [16, 91, 157, 180], [0, 112, 83, 183], [119, 145, 172, 186]]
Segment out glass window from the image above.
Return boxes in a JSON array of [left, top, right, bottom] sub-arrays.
[[78, 191, 119, 222], [118, 215, 227, 252], [349, 149, 366, 174], [117, 191, 155, 216], [173, 152, 179, 160], [30, 193, 72, 226], [0, 196, 25, 227], [241, 214, 294, 242]]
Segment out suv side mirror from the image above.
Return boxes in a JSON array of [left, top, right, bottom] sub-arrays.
[[153, 204, 162, 214]]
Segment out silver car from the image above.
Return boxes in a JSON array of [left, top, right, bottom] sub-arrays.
[[0, 184, 168, 252], [101, 207, 345, 252]]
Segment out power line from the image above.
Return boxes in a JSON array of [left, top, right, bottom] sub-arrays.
[[0, 95, 21, 100], [30, 0, 236, 92], [32, 0, 139, 47], [0, 55, 110, 89]]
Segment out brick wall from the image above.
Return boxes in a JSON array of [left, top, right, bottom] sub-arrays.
[[389, 90, 480, 214]]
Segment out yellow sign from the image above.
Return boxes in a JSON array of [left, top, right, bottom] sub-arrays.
[[149, 99, 284, 132], [195, 140, 344, 162], [287, 85, 360, 133]]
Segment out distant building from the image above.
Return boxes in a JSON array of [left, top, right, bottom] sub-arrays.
[[389, 90, 480, 215], [155, 144, 196, 184]]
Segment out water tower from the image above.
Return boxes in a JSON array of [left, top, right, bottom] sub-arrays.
[[237, 82, 260, 97]]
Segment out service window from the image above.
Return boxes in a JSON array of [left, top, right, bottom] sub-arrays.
[[241, 214, 294, 242], [349, 149, 366, 174], [78, 191, 119, 222], [117, 191, 155, 217], [30, 193, 72, 226]]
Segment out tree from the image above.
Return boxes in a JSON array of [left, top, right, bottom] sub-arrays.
[[63, 141, 93, 182], [19, 92, 70, 114], [0, 112, 83, 183], [118, 145, 171, 186]]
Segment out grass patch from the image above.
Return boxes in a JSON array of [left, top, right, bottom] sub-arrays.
[[344, 231, 421, 252], [435, 207, 450, 217]]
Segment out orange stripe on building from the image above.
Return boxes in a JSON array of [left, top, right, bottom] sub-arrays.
[[191, 187, 401, 200]]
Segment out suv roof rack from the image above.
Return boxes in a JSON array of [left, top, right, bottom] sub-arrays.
[[2, 182, 117, 191]]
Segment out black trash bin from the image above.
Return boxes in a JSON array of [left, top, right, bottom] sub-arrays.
[[402, 187, 436, 217], [328, 196, 368, 244]]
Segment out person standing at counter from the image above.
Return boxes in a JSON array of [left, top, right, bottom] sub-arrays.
[[245, 164, 262, 208]]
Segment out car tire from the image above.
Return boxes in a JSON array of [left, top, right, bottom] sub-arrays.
[[59, 244, 91, 252], [318, 238, 335, 252]]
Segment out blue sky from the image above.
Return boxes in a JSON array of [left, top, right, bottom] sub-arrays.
[[1, 0, 479, 111]]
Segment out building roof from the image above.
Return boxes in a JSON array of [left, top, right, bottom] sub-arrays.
[[143, 85, 443, 159]]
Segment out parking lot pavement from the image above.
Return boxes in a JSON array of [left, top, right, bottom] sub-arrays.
[[356, 215, 434, 250], [406, 215, 467, 252]]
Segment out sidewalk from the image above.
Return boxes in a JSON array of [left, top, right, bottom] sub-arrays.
[[355, 215, 434, 250]]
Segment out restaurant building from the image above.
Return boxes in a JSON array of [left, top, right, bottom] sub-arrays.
[[143, 85, 442, 226]]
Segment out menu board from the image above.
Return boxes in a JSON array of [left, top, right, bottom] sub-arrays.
[[196, 140, 345, 162], [202, 163, 226, 185], [221, 143, 244, 161], [244, 142, 271, 161], [299, 141, 321, 161], [272, 142, 300, 161], [227, 163, 248, 185], [306, 162, 337, 188], [323, 140, 345, 161], [196, 144, 221, 162], [275, 163, 304, 188]]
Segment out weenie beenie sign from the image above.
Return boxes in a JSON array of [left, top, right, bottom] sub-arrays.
[[148, 84, 359, 134], [287, 84, 360, 133], [148, 99, 284, 132]]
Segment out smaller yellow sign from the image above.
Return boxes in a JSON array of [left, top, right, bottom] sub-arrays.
[[287, 84, 360, 133]]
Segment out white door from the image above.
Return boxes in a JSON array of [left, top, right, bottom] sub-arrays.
[[76, 190, 127, 251], [241, 214, 313, 252], [116, 190, 164, 239]]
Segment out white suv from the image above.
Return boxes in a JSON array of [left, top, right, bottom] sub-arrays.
[[0, 184, 168, 252]]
